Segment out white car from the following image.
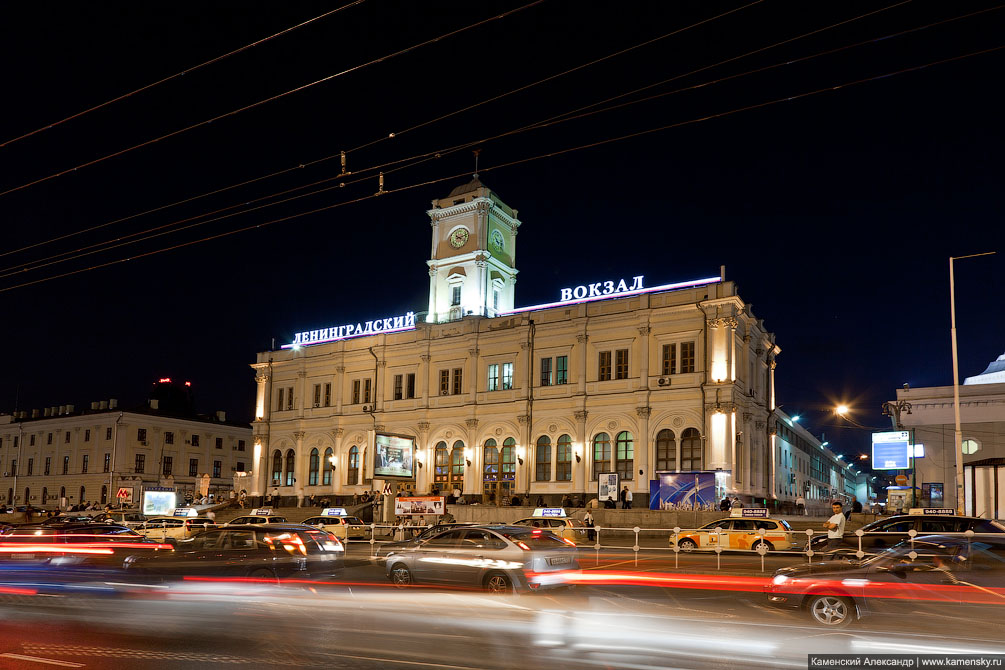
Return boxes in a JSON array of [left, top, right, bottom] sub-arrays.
[[224, 514, 290, 526]]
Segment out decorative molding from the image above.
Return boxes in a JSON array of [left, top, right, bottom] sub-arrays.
[[517, 415, 530, 425], [418, 421, 431, 433], [755, 421, 766, 430], [465, 418, 479, 429], [635, 406, 651, 419], [335, 366, 345, 374], [576, 334, 589, 344], [377, 360, 387, 368], [420, 355, 432, 363], [494, 427, 503, 436], [706, 402, 737, 415], [297, 371, 307, 378], [548, 423, 558, 433], [375, 424, 385, 432], [637, 326, 651, 336], [468, 348, 480, 357], [355, 433, 363, 443], [255, 372, 270, 384], [743, 412, 753, 422], [724, 317, 738, 329], [520, 341, 531, 350], [333, 428, 344, 439], [445, 430, 453, 439], [607, 421, 618, 431], [672, 416, 685, 428], [574, 410, 589, 422], [293, 431, 306, 441]]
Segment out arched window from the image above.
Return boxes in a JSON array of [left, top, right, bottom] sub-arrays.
[[556, 434, 573, 481], [347, 446, 359, 485], [433, 441, 448, 483], [450, 440, 465, 487], [592, 432, 611, 480], [680, 428, 702, 471], [271, 450, 282, 484], [501, 437, 516, 484], [42, 487, 48, 505], [323, 448, 334, 486], [535, 435, 551, 481], [100, 485, 108, 505], [483, 439, 498, 484], [615, 431, 634, 480], [308, 448, 320, 486], [655, 429, 676, 471], [284, 449, 295, 487]]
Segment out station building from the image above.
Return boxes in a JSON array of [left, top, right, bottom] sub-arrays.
[[0, 380, 252, 509], [249, 179, 802, 508]]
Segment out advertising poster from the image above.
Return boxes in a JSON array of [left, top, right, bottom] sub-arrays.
[[598, 473, 619, 504], [872, 431, 911, 470], [649, 472, 715, 510], [374, 433, 416, 480], [142, 487, 177, 516], [394, 496, 445, 516]]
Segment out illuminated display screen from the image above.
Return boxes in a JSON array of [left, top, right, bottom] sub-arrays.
[[374, 433, 415, 480], [142, 488, 177, 516], [872, 431, 911, 470]]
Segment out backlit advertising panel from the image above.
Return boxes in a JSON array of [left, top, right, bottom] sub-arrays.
[[872, 431, 911, 470], [142, 487, 177, 516], [373, 433, 416, 480]]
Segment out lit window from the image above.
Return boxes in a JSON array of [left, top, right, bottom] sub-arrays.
[[540, 357, 552, 386], [615, 349, 629, 379], [450, 285, 462, 306], [615, 431, 634, 480], [189, 458, 199, 477], [556, 356, 568, 385], [592, 433, 611, 480], [323, 447, 333, 486], [487, 364, 499, 391], [962, 439, 980, 455], [213, 460, 222, 478], [662, 344, 676, 376], [598, 351, 612, 381], [452, 368, 463, 395], [502, 362, 513, 390], [556, 435, 572, 481], [681, 342, 695, 374]]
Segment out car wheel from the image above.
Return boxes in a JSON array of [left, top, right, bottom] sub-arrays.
[[806, 594, 854, 627], [677, 538, 697, 552], [390, 564, 413, 588], [484, 572, 513, 593], [752, 540, 774, 552], [248, 568, 277, 583]]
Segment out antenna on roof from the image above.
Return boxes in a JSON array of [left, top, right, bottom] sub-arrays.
[[472, 149, 481, 180]]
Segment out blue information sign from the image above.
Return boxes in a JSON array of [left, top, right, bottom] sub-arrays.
[[872, 431, 911, 470]]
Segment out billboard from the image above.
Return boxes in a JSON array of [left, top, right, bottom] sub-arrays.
[[394, 496, 445, 516], [872, 431, 911, 470], [142, 487, 176, 516], [371, 432, 416, 480], [598, 473, 619, 503], [649, 472, 716, 510]]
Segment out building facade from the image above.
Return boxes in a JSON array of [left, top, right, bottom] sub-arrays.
[[0, 389, 252, 509], [250, 179, 790, 507]]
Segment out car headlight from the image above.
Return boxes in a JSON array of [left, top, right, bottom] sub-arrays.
[[772, 574, 790, 586]]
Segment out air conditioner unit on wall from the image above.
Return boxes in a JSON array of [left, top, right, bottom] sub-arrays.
[[657, 377, 670, 386]]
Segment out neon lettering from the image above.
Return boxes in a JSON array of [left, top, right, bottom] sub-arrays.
[[363, 321, 373, 334], [616, 279, 628, 292], [560, 288, 572, 301], [318, 329, 329, 340], [383, 318, 393, 330], [372, 320, 382, 332], [309, 330, 319, 342], [589, 283, 602, 297], [405, 312, 415, 327], [630, 276, 644, 290], [293, 333, 302, 344], [393, 316, 404, 329], [603, 281, 614, 295], [573, 286, 587, 299]]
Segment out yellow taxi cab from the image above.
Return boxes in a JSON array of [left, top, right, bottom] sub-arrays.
[[673, 509, 796, 552], [512, 508, 588, 542], [136, 508, 217, 542], [223, 508, 290, 526], [301, 508, 369, 540]]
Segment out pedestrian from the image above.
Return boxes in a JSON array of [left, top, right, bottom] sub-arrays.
[[795, 495, 806, 516], [624, 487, 633, 509], [561, 494, 571, 508], [824, 501, 846, 551], [731, 497, 743, 510], [206, 508, 216, 523], [583, 509, 595, 542], [720, 496, 731, 512], [604, 495, 617, 509], [272, 487, 280, 509], [852, 497, 863, 514], [536, 495, 545, 507]]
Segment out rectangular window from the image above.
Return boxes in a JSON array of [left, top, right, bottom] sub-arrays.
[[615, 349, 629, 379], [488, 364, 499, 391], [215, 437, 223, 449], [64, 431, 70, 443], [324, 382, 332, 407], [82, 454, 89, 474], [30, 434, 35, 446], [165, 431, 174, 445], [47, 432, 53, 445], [213, 461, 222, 478], [502, 362, 513, 390], [286, 386, 294, 410], [137, 428, 147, 442], [452, 368, 463, 395], [313, 383, 321, 407], [450, 285, 461, 306], [106, 426, 112, 440], [540, 357, 552, 386], [84, 429, 90, 442], [10, 460, 16, 476], [44, 457, 51, 476], [27, 458, 33, 476], [189, 459, 198, 477], [134, 454, 144, 474], [276, 387, 285, 411], [598, 351, 612, 381], [235, 461, 245, 472], [352, 380, 360, 404], [393, 374, 403, 400], [191, 434, 200, 447], [103, 453, 110, 473], [62, 456, 69, 475], [238, 440, 246, 452], [681, 341, 695, 373], [363, 379, 371, 403], [406, 373, 416, 399], [440, 369, 450, 395], [556, 355, 568, 385], [163, 456, 173, 476], [493, 288, 500, 311], [662, 343, 676, 376]]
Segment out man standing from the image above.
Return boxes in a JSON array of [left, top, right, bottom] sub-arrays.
[[824, 501, 846, 551], [795, 495, 806, 516], [272, 487, 280, 509], [623, 486, 633, 509]]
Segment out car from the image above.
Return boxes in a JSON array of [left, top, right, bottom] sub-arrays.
[[807, 511, 1005, 557], [374, 522, 479, 564], [300, 512, 368, 541], [224, 510, 290, 526], [512, 509, 588, 542], [0, 522, 172, 567], [123, 523, 344, 581], [673, 516, 797, 552], [767, 534, 1005, 628], [384, 524, 579, 593], [91, 511, 148, 528], [135, 516, 218, 542]]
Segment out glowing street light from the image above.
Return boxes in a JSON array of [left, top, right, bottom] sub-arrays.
[[835, 404, 849, 417]]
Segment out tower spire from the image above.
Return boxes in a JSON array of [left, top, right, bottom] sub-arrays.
[[472, 149, 481, 180]]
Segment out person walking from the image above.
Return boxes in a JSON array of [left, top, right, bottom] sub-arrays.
[[583, 510, 595, 542], [272, 487, 280, 509], [795, 495, 806, 516], [720, 496, 731, 512], [824, 501, 846, 551], [623, 487, 633, 509]]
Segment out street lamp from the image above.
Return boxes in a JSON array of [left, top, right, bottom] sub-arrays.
[[835, 404, 849, 417], [950, 251, 995, 515]]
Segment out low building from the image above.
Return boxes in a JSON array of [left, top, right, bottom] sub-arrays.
[[0, 380, 252, 509]]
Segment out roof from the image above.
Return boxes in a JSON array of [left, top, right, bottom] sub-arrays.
[[964, 352, 1005, 385], [447, 177, 488, 198]]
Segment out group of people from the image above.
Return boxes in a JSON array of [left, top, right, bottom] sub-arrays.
[[719, 496, 745, 512]]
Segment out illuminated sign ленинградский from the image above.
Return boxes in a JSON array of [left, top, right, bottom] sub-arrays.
[[284, 312, 416, 349]]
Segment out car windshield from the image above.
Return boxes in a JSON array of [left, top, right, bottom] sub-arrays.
[[500, 529, 568, 548]]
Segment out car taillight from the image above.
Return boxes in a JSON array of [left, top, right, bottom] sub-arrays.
[[561, 537, 576, 547], [516, 541, 531, 551]]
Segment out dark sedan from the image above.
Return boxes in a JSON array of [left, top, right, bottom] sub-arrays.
[[767, 534, 1005, 628], [807, 514, 1005, 557], [0, 522, 171, 567], [123, 524, 344, 581]]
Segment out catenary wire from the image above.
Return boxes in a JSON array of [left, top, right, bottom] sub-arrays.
[[0, 1, 369, 149], [0, 1, 920, 266], [1, 43, 1000, 294], [0, 0, 546, 200]]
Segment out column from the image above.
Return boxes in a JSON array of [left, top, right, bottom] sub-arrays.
[[466, 418, 480, 497], [419, 354, 431, 404], [576, 333, 588, 394], [331, 428, 344, 495], [517, 414, 530, 497], [376, 359, 387, 412], [725, 317, 738, 382], [253, 367, 269, 420], [468, 348, 480, 404], [637, 326, 651, 389], [296, 371, 307, 418], [574, 410, 588, 496], [293, 431, 305, 506], [334, 365, 345, 414], [635, 406, 650, 490], [417, 422, 431, 494]]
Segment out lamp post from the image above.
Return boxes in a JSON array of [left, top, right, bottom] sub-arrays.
[[950, 252, 995, 515]]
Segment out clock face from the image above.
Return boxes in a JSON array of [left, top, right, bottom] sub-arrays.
[[490, 229, 504, 251], [449, 227, 469, 248]]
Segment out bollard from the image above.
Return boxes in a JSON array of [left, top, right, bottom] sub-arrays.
[[633, 526, 641, 567]]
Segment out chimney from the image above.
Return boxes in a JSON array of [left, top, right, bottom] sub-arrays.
[[43, 408, 52, 417], [216, 411, 226, 422], [31, 409, 40, 418], [109, 399, 118, 409], [149, 399, 159, 410], [99, 401, 108, 410], [91, 402, 99, 410]]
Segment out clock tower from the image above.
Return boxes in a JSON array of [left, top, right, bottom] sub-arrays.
[[426, 177, 520, 323]]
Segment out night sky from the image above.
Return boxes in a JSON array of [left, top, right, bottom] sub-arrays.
[[1, 1, 1002, 467]]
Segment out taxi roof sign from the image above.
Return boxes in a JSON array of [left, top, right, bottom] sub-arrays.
[[251, 508, 274, 516], [172, 507, 198, 517], [908, 508, 956, 516], [321, 508, 348, 517], [532, 508, 567, 518], [729, 508, 769, 518]]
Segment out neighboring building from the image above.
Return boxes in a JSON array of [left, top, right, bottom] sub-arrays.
[[0, 380, 252, 509], [892, 369, 1005, 516], [250, 179, 785, 507], [771, 408, 869, 514]]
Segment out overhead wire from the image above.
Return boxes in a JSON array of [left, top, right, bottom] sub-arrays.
[[1, 42, 1000, 294], [0, 0, 370, 149], [0, 0, 547, 199], [0, 0, 918, 265]]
